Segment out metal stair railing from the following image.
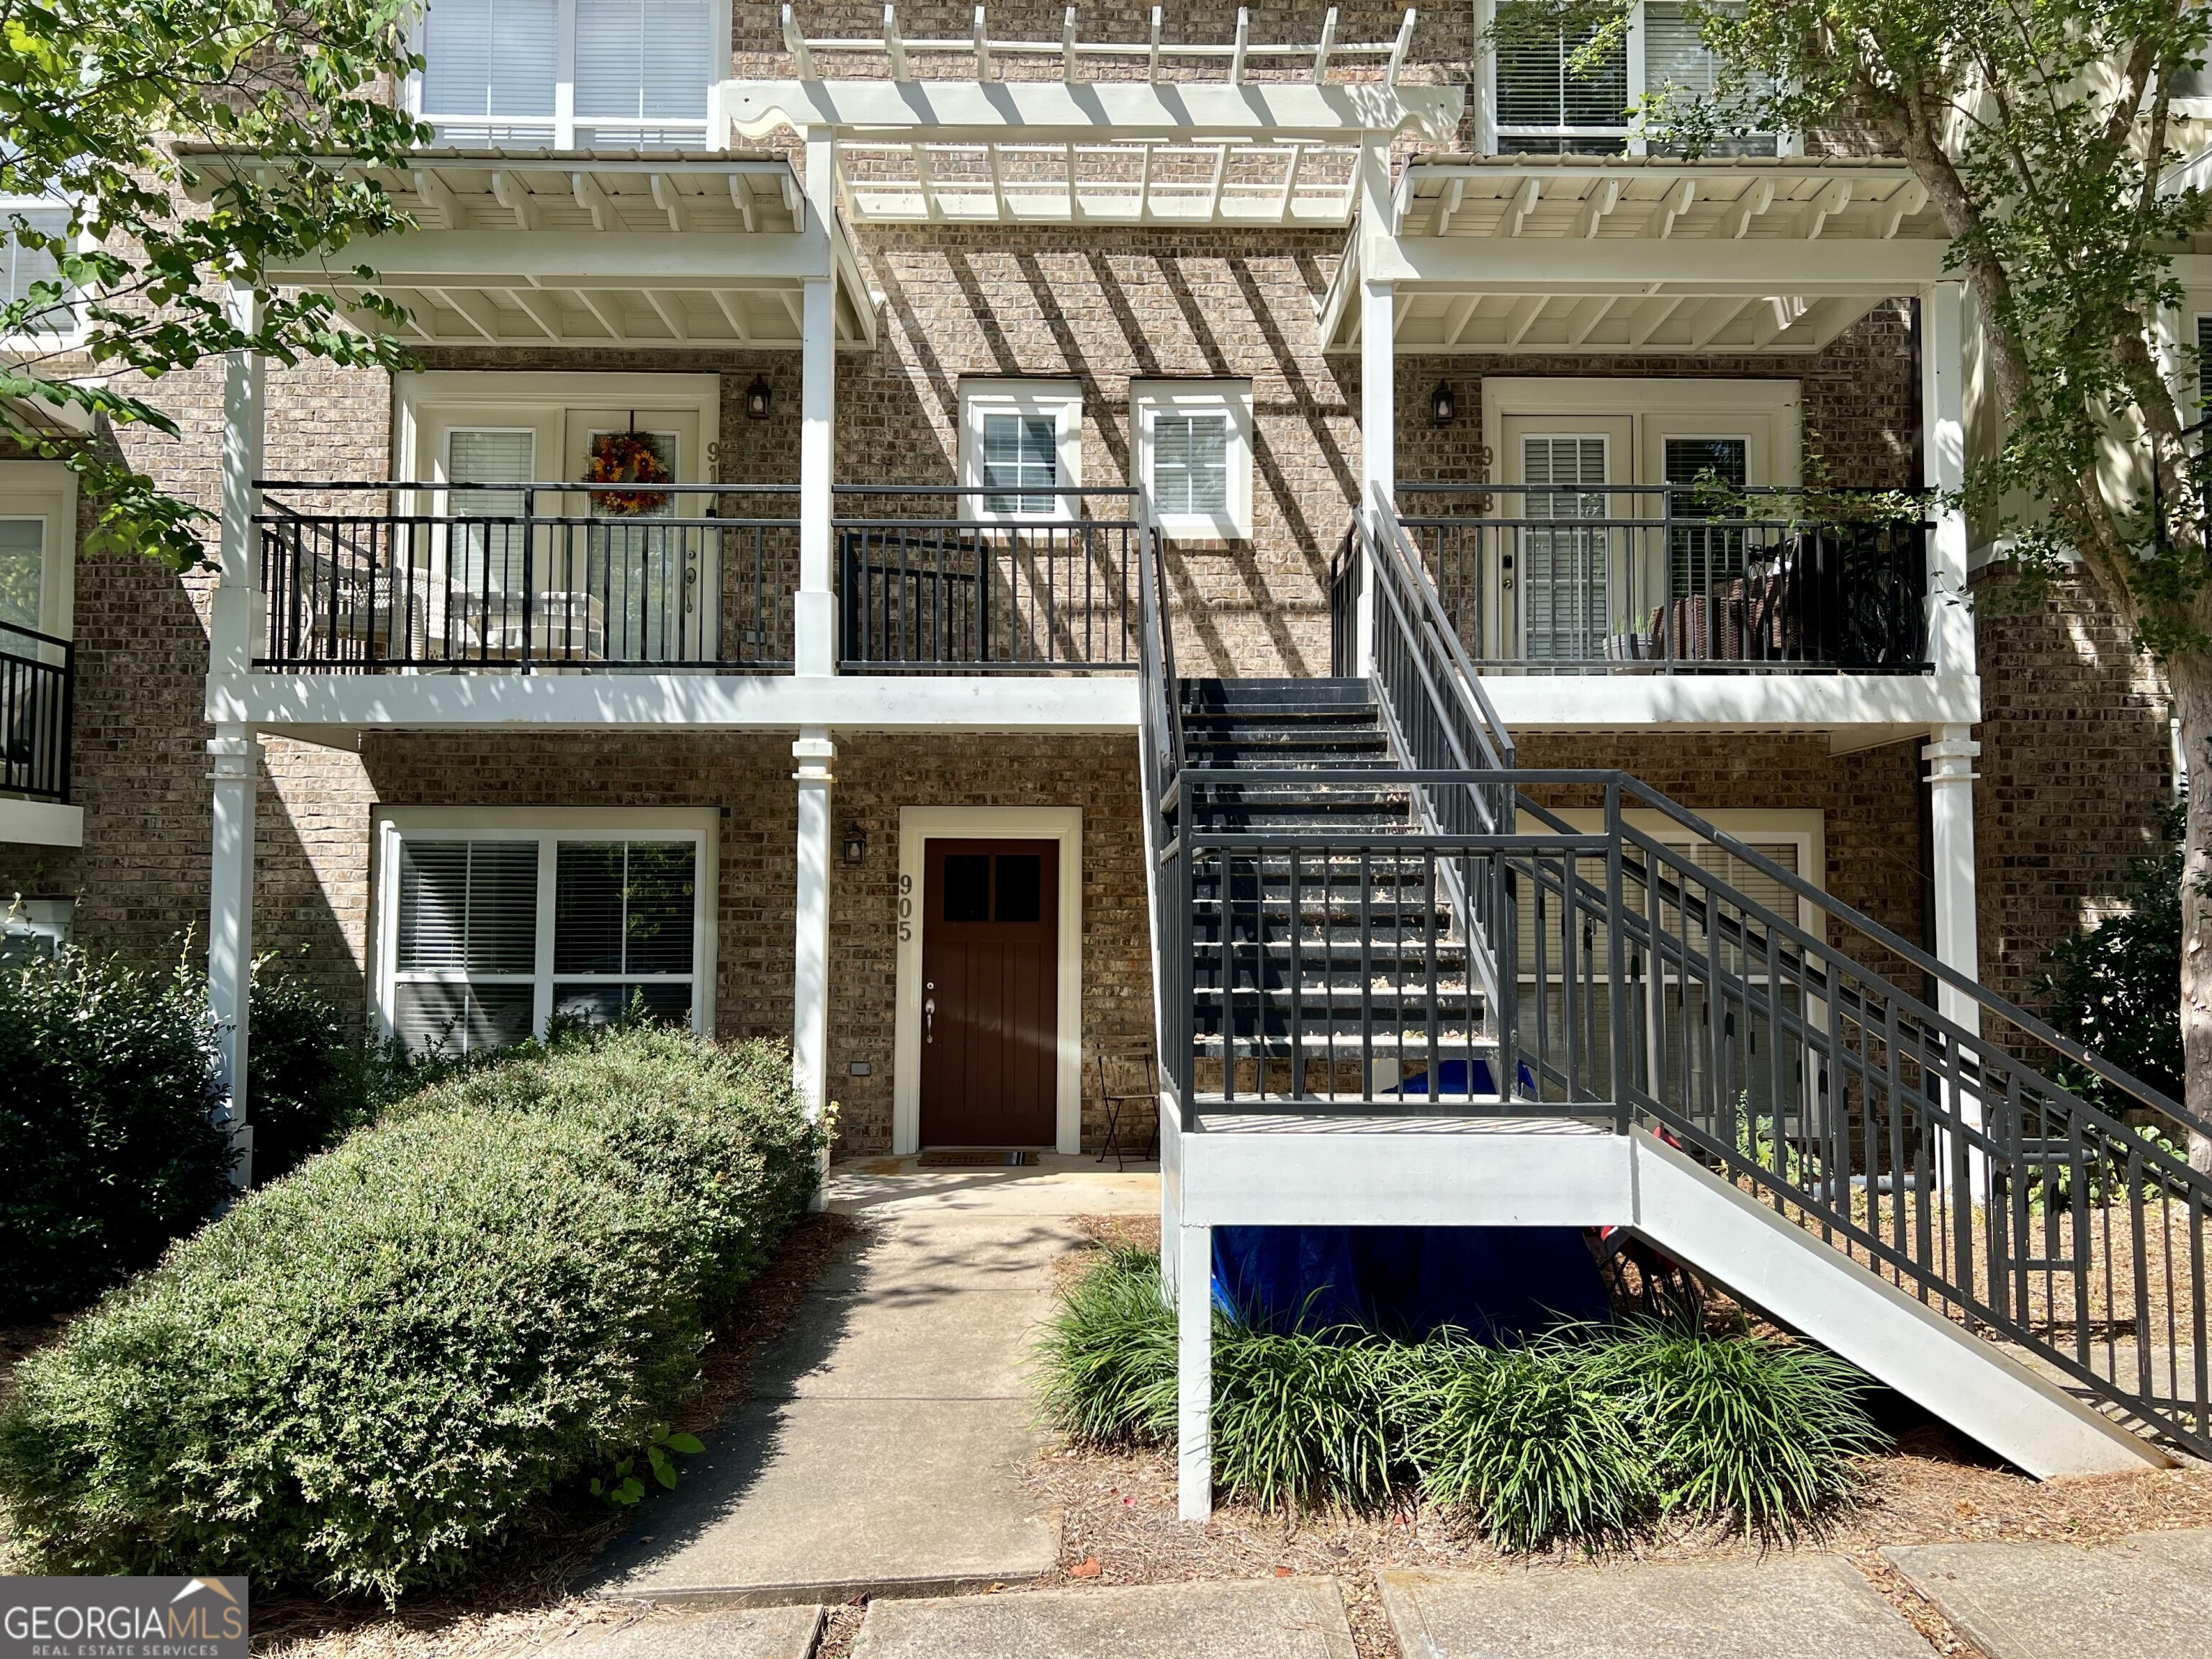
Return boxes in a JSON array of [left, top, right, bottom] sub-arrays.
[[1347, 498, 2212, 1460]]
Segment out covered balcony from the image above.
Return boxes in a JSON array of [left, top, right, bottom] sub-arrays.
[[0, 620, 73, 846]]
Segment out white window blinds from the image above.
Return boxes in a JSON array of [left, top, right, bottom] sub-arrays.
[[1494, 9, 1628, 148], [552, 840, 698, 1025], [1521, 436, 1611, 662], [1, 207, 70, 324], [1153, 415, 1230, 516], [393, 840, 540, 1053], [421, 0, 558, 117], [576, 0, 712, 120]]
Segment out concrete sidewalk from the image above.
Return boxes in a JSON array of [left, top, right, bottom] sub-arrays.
[[592, 1155, 1153, 1606], [1886, 1529, 2212, 1659]]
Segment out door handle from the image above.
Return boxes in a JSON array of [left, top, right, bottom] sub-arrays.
[[924, 996, 935, 1043]]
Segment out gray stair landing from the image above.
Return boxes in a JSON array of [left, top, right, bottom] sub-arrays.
[[1379, 1557, 1932, 1659], [591, 1213, 1066, 1605], [853, 1578, 1358, 1659], [1884, 1529, 2212, 1659]]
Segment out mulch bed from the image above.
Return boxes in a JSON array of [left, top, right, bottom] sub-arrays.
[[248, 1210, 866, 1658], [1024, 1216, 2212, 1659]]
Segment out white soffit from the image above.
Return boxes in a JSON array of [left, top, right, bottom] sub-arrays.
[[1327, 158, 1943, 355], [729, 4, 1465, 228], [176, 148, 875, 350]]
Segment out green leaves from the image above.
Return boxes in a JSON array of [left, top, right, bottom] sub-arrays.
[[591, 1424, 706, 1505], [1, 0, 428, 566]]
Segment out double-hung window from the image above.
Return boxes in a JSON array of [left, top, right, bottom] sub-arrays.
[[1, 202, 80, 346], [415, 0, 722, 149], [960, 382, 1083, 522], [1489, 1, 1779, 156], [376, 809, 716, 1054], [1133, 381, 1254, 539]]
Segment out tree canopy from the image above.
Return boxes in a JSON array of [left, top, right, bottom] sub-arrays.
[[0, 0, 421, 568]]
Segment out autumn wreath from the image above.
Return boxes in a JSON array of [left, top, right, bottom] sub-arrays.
[[585, 430, 674, 516]]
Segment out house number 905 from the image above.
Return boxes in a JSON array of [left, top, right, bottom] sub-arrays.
[[897, 873, 913, 941]]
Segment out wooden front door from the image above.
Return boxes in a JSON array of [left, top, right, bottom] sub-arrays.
[[921, 839, 1059, 1146]]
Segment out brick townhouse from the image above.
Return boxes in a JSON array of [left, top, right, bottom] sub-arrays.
[[0, 3, 2200, 1505]]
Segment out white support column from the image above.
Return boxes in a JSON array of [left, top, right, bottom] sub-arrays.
[[1920, 280, 1975, 681], [207, 724, 260, 1190], [1356, 138, 1395, 680], [1176, 1219, 1213, 1522], [1926, 720, 1984, 1123], [212, 280, 264, 678], [796, 130, 840, 678], [793, 726, 835, 1201]]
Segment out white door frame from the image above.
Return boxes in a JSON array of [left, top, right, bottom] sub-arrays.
[[894, 805, 1084, 1155]]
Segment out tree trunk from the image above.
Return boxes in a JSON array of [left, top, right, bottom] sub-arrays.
[[2177, 673, 2212, 1170]]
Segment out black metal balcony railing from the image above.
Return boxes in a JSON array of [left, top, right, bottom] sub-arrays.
[[836, 485, 1141, 673], [1398, 484, 1930, 673], [1, 621, 73, 805], [255, 482, 799, 673]]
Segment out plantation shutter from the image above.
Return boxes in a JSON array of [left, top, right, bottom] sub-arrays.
[[1, 208, 71, 323], [575, 0, 711, 120], [393, 840, 540, 1053], [1153, 415, 1230, 516], [1521, 436, 1610, 662], [421, 0, 557, 117]]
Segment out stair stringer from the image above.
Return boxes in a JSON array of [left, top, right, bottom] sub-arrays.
[[1625, 1128, 2169, 1479]]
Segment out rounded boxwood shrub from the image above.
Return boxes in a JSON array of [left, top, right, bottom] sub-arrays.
[[0, 1025, 822, 1600], [0, 950, 233, 1321]]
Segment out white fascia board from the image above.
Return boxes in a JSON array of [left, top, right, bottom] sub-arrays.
[[0, 799, 84, 849], [207, 672, 1139, 732], [1481, 672, 1980, 731], [726, 79, 1464, 142], [265, 229, 835, 287], [1369, 235, 1949, 295], [1179, 1119, 1633, 1228]]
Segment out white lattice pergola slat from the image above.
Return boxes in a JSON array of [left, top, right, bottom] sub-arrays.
[[732, 5, 1465, 228], [1323, 156, 1946, 355], [178, 150, 875, 349]]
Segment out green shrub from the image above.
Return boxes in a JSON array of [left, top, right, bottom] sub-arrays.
[[0, 950, 233, 1320], [1596, 1326, 1881, 1538], [0, 1025, 822, 1600], [1400, 1337, 1652, 1551], [1213, 1326, 1404, 1513]]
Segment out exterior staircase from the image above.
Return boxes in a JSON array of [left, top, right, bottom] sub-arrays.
[[1181, 678, 1496, 1102]]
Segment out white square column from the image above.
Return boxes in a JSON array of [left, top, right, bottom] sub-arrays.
[[1356, 139, 1395, 680], [795, 130, 840, 678], [207, 724, 260, 1189], [793, 726, 835, 1200], [1176, 1219, 1213, 1522]]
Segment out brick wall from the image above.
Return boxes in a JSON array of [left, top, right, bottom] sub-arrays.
[[1970, 570, 2174, 1010]]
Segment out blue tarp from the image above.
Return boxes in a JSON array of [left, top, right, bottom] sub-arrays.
[[1210, 1226, 1611, 1344]]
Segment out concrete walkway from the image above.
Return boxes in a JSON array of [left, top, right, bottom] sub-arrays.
[[1886, 1529, 2212, 1659], [593, 1155, 1154, 1606], [851, 1578, 1357, 1659]]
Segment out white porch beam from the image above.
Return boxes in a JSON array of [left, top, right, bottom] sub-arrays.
[[571, 287, 629, 340], [1442, 290, 1480, 346], [490, 171, 541, 230], [729, 174, 757, 231], [1879, 179, 1929, 238], [214, 279, 263, 680], [207, 724, 260, 1190], [1311, 6, 1337, 81], [1369, 235, 1948, 293], [650, 174, 692, 233], [1573, 176, 1621, 238], [279, 230, 836, 285], [1791, 176, 1853, 240], [886, 4, 910, 78], [1356, 138, 1393, 679], [1228, 7, 1250, 84], [433, 285, 505, 341], [642, 289, 691, 340], [1629, 295, 1686, 346], [413, 168, 469, 230], [1649, 176, 1696, 238], [1503, 292, 1546, 345], [572, 171, 617, 231], [505, 284, 562, 339], [1724, 178, 1775, 239], [792, 726, 834, 1206], [711, 288, 752, 341], [1177, 1220, 1213, 1521], [1504, 175, 1539, 237], [1922, 281, 1974, 682]]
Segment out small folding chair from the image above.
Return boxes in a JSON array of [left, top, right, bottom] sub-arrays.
[[1094, 1043, 1160, 1172]]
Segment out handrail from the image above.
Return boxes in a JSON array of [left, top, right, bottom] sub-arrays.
[[0, 620, 73, 805]]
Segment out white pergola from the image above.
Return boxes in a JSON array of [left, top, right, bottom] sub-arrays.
[[1324, 156, 1946, 355], [732, 4, 1465, 229], [179, 148, 876, 349]]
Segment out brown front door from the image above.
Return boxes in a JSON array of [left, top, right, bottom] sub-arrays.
[[921, 839, 1059, 1146]]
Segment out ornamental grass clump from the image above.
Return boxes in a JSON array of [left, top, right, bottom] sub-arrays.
[[0, 1025, 821, 1601], [1596, 1325, 1883, 1539], [1033, 1246, 1884, 1550]]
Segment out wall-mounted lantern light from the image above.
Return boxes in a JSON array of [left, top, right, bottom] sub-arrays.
[[841, 822, 868, 866], [1429, 381, 1457, 427], [745, 373, 774, 421]]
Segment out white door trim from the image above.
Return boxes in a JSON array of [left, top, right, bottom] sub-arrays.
[[894, 804, 1084, 1156]]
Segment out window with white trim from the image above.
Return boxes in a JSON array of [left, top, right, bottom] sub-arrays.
[[1133, 380, 1254, 538], [414, 0, 721, 149], [1490, 1, 1778, 156], [958, 380, 1083, 521], [377, 809, 715, 1054], [1, 202, 79, 345]]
